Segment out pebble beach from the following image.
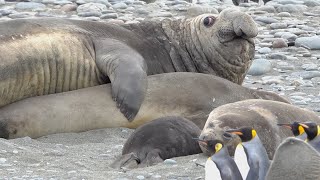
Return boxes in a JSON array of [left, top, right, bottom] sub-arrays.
[[0, 0, 320, 179]]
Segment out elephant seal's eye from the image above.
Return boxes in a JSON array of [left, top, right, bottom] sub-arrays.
[[203, 16, 215, 27]]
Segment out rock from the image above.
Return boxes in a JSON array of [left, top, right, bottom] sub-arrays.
[[277, 12, 291, 17], [100, 13, 118, 19], [8, 12, 31, 19], [186, 5, 218, 17], [268, 53, 287, 60], [255, 16, 279, 24], [76, 0, 111, 6], [164, 159, 177, 165], [295, 36, 320, 50], [262, 76, 283, 84], [0, 158, 6, 164], [137, 175, 145, 180], [302, 64, 318, 71], [276, 4, 307, 13], [304, 0, 320, 7], [272, 38, 288, 48], [280, 32, 297, 42], [270, 23, 287, 29], [77, 3, 107, 14], [291, 71, 320, 79], [112, 2, 127, 9], [0, 0, 4, 5], [258, 47, 272, 54], [61, 4, 77, 12], [15, 2, 46, 10], [255, 6, 276, 13], [247, 59, 272, 76]]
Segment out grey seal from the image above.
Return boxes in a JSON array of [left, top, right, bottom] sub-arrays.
[[199, 99, 320, 159], [111, 116, 201, 169], [0, 8, 257, 121], [0, 73, 288, 139]]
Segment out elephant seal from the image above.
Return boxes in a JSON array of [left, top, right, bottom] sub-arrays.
[[111, 116, 202, 169], [199, 99, 320, 159], [0, 8, 257, 121], [0, 72, 289, 139]]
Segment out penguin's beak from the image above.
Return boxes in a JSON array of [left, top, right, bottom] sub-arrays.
[[299, 123, 309, 129], [225, 129, 243, 136], [277, 123, 292, 129]]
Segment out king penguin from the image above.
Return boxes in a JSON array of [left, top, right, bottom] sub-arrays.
[[277, 122, 307, 140], [299, 122, 320, 152], [226, 127, 270, 180], [197, 139, 243, 180], [266, 137, 320, 180]]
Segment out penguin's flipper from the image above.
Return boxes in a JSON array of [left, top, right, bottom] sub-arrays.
[[234, 144, 250, 179], [246, 161, 259, 180], [110, 152, 139, 169], [266, 137, 320, 180], [205, 158, 222, 180]]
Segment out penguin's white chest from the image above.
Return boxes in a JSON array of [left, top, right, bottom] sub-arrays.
[[205, 158, 222, 180]]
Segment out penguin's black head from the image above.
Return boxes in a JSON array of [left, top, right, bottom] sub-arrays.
[[299, 122, 320, 140], [196, 139, 224, 154], [225, 127, 257, 142], [277, 122, 305, 136]]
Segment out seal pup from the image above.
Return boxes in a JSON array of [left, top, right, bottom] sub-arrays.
[[199, 99, 320, 159], [266, 137, 320, 180], [200, 139, 242, 180], [111, 116, 202, 169], [0, 73, 289, 139], [226, 127, 270, 180], [0, 8, 258, 121]]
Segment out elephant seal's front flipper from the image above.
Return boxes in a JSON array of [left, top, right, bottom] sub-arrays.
[[95, 39, 147, 121]]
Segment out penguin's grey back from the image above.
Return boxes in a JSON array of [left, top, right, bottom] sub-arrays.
[[308, 136, 320, 152], [243, 135, 270, 180], [266, 137, 320, 180]]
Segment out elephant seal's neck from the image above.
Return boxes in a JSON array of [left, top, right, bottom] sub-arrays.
[[160, 18, 216, 74]]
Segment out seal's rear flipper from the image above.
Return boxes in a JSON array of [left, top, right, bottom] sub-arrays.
[[139, 149, 164, 167], [110, 152, 140, 169]]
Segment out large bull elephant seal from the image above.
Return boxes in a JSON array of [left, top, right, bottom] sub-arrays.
[[199, 99, 320, 159], [0, 73, 288, 139], [111, 116, 202, 169], [0, 8, 257, 121]]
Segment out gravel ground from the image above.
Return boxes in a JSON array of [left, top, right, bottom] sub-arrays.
[[1, 0, 320, 179]]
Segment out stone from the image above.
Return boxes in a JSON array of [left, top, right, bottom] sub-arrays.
[[15, 2, 46, 10], [258, 47, 272, 54], [77, 3, 107, 14], [270, 23, 287, 29], [163, 159, 177, 165], [112, 2, 127, 9], [277, 12, 291, 17], [61, 4, 77, 12], [247, 59, 272, 76], [255, 16, 279, 24], [295, 36, 320, 50], [100, 13, 118, 19], [272, 38, 288, 48], [186, 5, 218, 17], [276, 4, 307, 13]]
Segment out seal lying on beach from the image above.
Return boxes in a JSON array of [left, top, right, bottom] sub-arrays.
[[111, 116, 202, 169], [199, 99, 320, 159], [0, 8, 257, 121], [0, 73, 288, 139]]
